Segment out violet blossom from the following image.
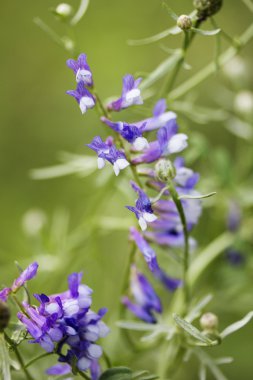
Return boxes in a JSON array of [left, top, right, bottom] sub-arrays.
[[66, 53, 93, 87], [67, 82, 96, 114], [107, 74, 143, 112], [86, 136, 129, 176]]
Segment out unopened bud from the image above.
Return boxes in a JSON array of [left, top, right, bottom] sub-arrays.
[[177, 15, 192, 31], [234, 91, 253, 116], [55, 3, 73, 18], [193, 0, 223, 20], [200, 312, 218, 333], [0, 302, 11, 331], [155, 159, 176, 182]]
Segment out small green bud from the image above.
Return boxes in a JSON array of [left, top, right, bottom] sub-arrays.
[[155, 159, 176, 182], [55, 3, 73, 18], [200, 312, 219, 333], [193, 0, 223, 20], [0, 302, 11, 332], [177, 15, 192, 31]]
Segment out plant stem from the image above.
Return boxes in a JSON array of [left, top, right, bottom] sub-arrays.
[[25, 352, 52, 368], [167, 180, 190, 310], [4, 333, 34, 380], [169, 23, 253, 100]]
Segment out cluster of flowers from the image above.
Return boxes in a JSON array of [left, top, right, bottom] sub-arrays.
[[66, 54, 203, 325], [0, 263, 109, 379]]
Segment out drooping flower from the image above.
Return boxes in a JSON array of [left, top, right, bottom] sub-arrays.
[[122, 266, 162, 323], [126, 182, 157, 231], [107, 74, 143, 111], [101, 117, 149, 151], [130, 228, 182, 291], [0, 262, 38, 302], [86, 136, 129, 176], [67, 82, 96, 114], [134, 99, 177, 132], [18, 272, 109, 379], [132, 120, 188, 165], [66, 53, 93, 87]]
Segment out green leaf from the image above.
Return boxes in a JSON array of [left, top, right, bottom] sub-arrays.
[[192, 27, 221, 36], [186, 294, 213, 323], [0, 334, 11, 380], [179, 192, 217, 200], [30, 153, 98, 180], [116, 320, 156, 331], [220, 311, 253, 339], [173, 314, 217, 346], [127, 26, 181, 46], [132, 370, 159, 379], [140, 50, 183, 90], [70, 0, 90, 25], [99, 367, 132, 380]]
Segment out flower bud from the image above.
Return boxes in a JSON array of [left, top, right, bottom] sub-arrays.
[[200, 312, 218, 333], [0, 302, 11, 331], [193, 0, 223, 20], [55, 3, 73, 18], [177, 15, 192, 31], [155, 159, 176, 182]]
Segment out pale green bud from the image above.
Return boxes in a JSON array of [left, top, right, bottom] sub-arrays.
[[177, 15, 192, 31], [155, 159, 176, 182], [200, 312, 219, 333]]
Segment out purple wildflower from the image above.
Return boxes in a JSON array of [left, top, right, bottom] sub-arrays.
[[107, 74, 143, 112], [66, 53, 93, 86], [86, 136, 129, 176], [67, 82, 96, 114], [134, 99, 177, 132], [126, 182, 157, 231], [122, 266, 162, 323], [0, 262, 38, 302], [130, 228, 182, 291], [18, 272, 109, 379], [101, 117, 149, 151], [132, 120, 188, 165], [225, 249, 245, 266]]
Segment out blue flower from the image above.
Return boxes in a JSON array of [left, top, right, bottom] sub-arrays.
[[101, 117, 149, 151], [67, 82, 96, 114], [130, 228, 182, 291], [107, 74, 143, 111], [18, 272, 109, 379], [134, 99, 177, 132], [122, 266, 162, 323], [126, 182, 157, 231], [132, 120, 188, 165], [66, 53, 93, 87], [86, 136, 130, 176], [0, 262, 38, 302]]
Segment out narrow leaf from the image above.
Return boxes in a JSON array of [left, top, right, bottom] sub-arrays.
[[187, 294, 213, 323], [0, 334, 11, 380], [220, 311, 253, 339], [192, 28, 221, 36], [173, 314, 217, 346], [70, 0, 90, 25], [128, 26, 181, 46], [179, 192, 217, 200], [140, 50, 183, 90], [116, 321, 156, 331], [99, 367, 132, 380]]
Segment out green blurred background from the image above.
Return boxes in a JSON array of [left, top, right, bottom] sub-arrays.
[[1, 0, 253, 379]]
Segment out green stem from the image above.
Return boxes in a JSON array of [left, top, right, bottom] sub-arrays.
[[168, 180, 190, 310], [4, 333, 34, 380], [25, 352, 52, 368], [169, 23, 253, 100], [119, 243, 136, 319], [103, 350, 112, 368], [77, 369, 91, 379]]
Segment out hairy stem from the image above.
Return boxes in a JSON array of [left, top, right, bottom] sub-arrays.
[[25, 352, 52, 368], [168, 180, 190, 310]]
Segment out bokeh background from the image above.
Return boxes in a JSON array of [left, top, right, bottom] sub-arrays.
[[1, 0, 253, 379]]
